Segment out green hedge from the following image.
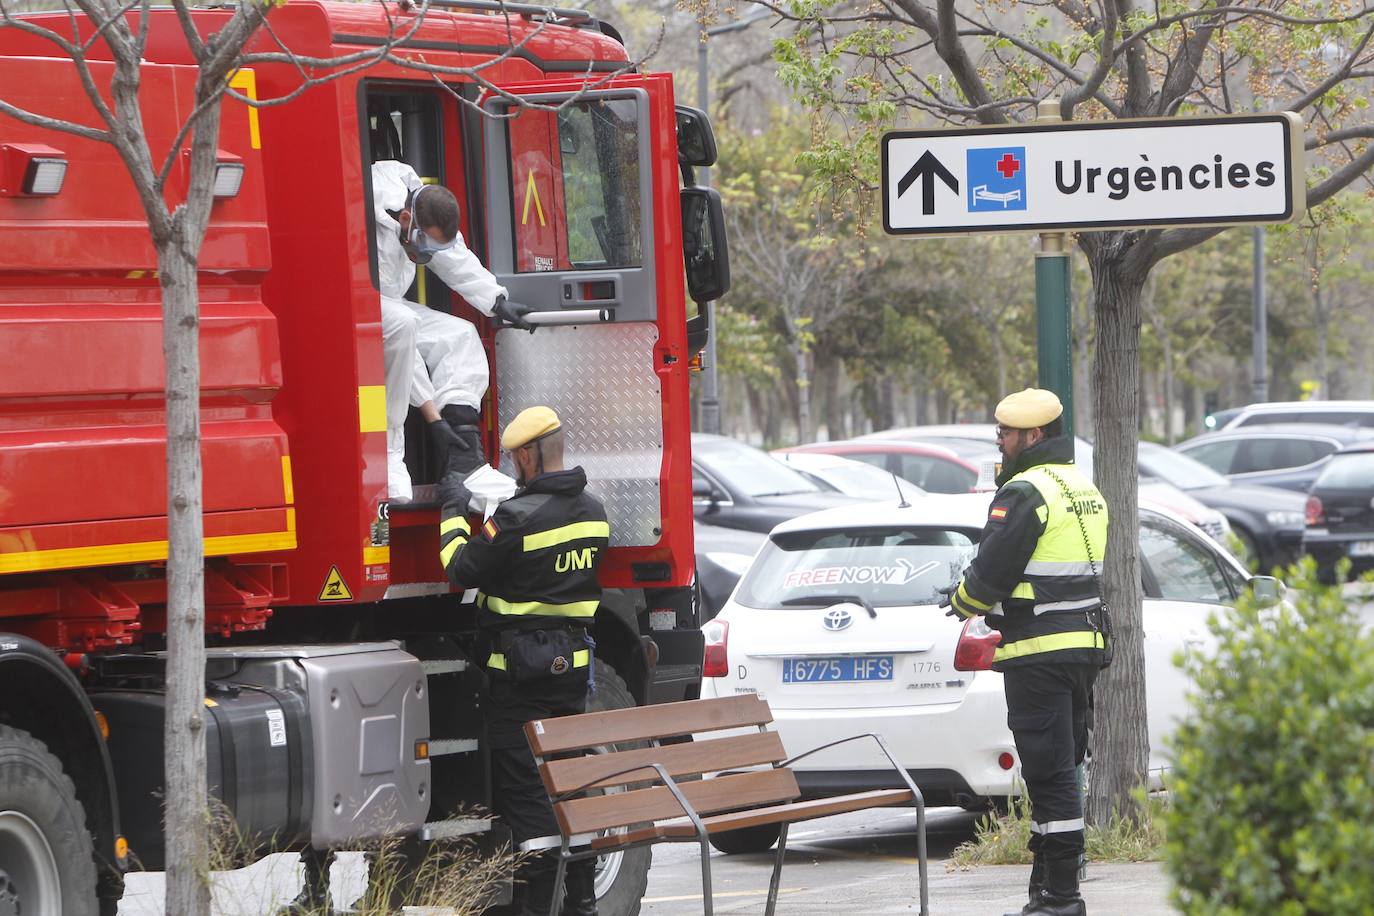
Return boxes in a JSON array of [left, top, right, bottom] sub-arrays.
[[1164, 562, 1374, 914]]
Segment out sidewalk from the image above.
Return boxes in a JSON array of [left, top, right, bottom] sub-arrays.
[[930, 862, 1175, 915]]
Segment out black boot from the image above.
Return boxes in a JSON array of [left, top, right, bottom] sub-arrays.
[[275, 848, 335, 915], [1022, 856, 1086, 916], [1003, 851, 1047, 915], [440, 404, 487, 476], [515, 851, 560, 916], [561, 856, 597, 916]]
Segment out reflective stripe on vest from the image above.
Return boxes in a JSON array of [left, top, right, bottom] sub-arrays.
[[994, 630, 1104, 663], [523, 520, 610, 553], [478, 592, 599, 618], [487, 648, 591, 671]]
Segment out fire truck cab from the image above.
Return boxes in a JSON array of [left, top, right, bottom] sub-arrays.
[[0, 1, 724, 912]]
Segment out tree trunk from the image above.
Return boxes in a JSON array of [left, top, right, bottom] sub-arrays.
[[817, 355, 843, 440], [793, 343, 813, 444], [160, 235, 210, 914], [1085, 251, 1150, 828], [1073, 275, 1095, 440], [879, 377, 896, 430]]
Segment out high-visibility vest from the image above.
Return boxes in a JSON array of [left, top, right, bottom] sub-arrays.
[[992, 463, 1107, 667]]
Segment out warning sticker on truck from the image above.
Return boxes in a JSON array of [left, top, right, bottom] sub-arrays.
[[318, 565, 353, 602], [265, 708, 287, 747]]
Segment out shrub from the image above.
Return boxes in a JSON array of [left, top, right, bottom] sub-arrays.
[[1164, 561, 1374, 915]]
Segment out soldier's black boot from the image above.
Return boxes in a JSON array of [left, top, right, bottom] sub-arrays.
[[1004, 851, 1047, 915], [516, 851, 560, 916], [440, 404, 487, 476], [561, 856, 597, 916], [275, 848, 335, 915], [1022, 856, 1086, 916]]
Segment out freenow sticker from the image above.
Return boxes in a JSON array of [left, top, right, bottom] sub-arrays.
[[784, 558, 940, 589]]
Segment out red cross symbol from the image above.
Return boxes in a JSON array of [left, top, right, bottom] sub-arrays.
[[996, 152, 1021, 179]]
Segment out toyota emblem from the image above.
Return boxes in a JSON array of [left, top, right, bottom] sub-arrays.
[[822, 608, 853, 631]]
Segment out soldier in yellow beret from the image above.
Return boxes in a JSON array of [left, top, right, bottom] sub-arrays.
[[944, 388, 1108, 916], [436, 405, 609, 915]]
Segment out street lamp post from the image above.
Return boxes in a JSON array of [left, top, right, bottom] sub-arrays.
[[696, 6, 770, 435]]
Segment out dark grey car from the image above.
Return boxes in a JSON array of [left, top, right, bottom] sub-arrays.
[[1176, 423, 1373, 492], [1139, 442, 1306, 570]]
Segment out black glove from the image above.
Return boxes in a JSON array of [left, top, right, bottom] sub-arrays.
[[492, 295, 535, 332], [937, 582, 959, 618], [428, 418, 471, 454], [435, 469, 472, 514]]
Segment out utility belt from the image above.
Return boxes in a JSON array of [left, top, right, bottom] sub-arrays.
[[486, 625, 592, 684]]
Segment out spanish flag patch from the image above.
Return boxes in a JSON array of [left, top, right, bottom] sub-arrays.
[[989, 506, 1008, 521], [483, 519, 499, 539]]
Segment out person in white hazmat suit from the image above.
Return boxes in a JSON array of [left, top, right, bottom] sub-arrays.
[[372, 159, 536, 501]]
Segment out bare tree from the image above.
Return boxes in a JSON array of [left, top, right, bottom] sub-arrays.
[[761, 0, 1374, 824], [0, 0, 651, 909]]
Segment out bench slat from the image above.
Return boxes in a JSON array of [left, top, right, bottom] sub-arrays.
[[555, 768, 799, 836], [590, 789, 915, 850], [526, 694, 772, 756], [540, 731, 786, 795]]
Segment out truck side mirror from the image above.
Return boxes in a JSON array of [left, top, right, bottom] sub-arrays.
[[681, 187, 730, 303], [675, 105, 717, 167]]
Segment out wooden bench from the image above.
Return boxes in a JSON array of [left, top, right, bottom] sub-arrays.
[[524, 693, 929, 916]]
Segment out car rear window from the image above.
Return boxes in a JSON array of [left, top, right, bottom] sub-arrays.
[[1314, 453, 1374, 489], [733, 526, 979, 609]]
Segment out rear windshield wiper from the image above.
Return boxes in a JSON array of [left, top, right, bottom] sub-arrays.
[[780, 593, 877, 619]]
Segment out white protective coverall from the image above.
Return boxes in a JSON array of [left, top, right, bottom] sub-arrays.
[[372, 160, 508, 500]]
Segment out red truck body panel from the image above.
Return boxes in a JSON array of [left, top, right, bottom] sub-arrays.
[[0, 2, 694, 651]]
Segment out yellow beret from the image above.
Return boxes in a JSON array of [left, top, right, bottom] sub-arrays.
[[994, 388, 1063, 429], [502, 406, 562, 449]]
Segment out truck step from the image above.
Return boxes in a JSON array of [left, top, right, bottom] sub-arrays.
[[420, 815, 491, 841], [421, 658, 468, 676], [429, 738, 479, 756]]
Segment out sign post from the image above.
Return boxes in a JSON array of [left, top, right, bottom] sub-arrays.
[[1033, 100, 1074, 437]]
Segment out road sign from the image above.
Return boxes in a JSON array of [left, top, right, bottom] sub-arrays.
[[883, 113, 1304, 236]]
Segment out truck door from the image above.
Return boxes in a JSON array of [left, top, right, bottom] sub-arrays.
[[481, 74, 693, 590]]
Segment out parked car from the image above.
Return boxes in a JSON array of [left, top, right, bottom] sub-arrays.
[[1302, 442, 1374, 582], [1208, 400, 1374, 431], [691, 433, 860, 534], [1137, 442, 1305, 570], [699, 494, 1277, 852], [694, 521, 766, 622], [772, 450, 926, 501], [1175, 423, 1371, 492], [781, 439, 989, 494], [839, 429, 1233, 542]]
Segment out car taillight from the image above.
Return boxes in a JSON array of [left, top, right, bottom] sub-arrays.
[[702, 619, 729, 677], [1305, 495, 1325, 526], [953, 616, 1001, 671]]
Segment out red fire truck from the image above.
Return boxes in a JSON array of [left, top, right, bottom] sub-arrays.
[[0, 1, 726, 911]]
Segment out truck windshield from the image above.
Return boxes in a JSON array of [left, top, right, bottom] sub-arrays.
[[733, 527, 979, 609], [506, 97, 644, 273]]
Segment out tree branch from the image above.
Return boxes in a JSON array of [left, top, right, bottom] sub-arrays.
[[1062, 0, 1117, 119]]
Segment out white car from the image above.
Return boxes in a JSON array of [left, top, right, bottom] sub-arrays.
[[772, 450, 926, 501], [699, 493, 1274, 853]]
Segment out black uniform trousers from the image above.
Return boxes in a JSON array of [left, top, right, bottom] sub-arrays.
[[1003, 662, 1097, 864], [485, 655, 595, 915]]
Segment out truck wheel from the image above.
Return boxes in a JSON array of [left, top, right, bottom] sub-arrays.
[[584, 660, 651, 916], [0, 725, 98, 916], [708, 823, 780, 855]]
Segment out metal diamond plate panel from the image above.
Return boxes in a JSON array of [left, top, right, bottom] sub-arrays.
[[495, 323, 663, 547]]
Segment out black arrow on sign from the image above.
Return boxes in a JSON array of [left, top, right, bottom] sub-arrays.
[[897, 150, 959, 215]]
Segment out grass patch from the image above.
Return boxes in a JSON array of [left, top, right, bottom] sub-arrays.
[[948, 793, 1166, 869]]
